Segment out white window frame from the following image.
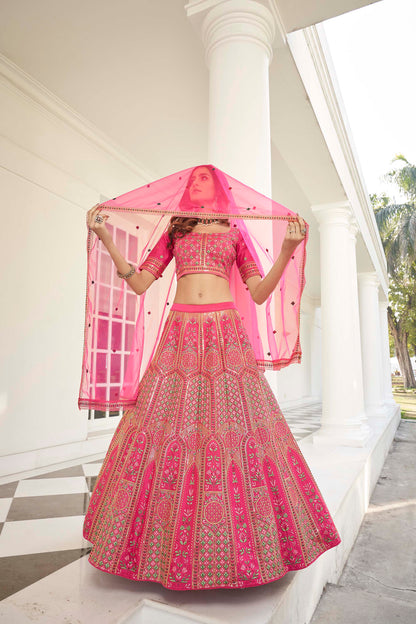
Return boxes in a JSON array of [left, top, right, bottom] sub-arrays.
[[87, 196, 139, 433]]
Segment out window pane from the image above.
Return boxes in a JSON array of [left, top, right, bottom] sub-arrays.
[[109, 386, 120, 402], [112, 289, 123, 314], [116, 229, 126, 254], [93, 409, 106, 419], [97, 319, 109, 349], [96, 353, 107, 383], [128, 234, 138, 262], [111, 321, 122, 351], [99, 253, 112, 285], [98, 286, 111, 316], [95, 386, 107, 401], [126, 294, 137, 321], [125, 323, 135, 350], [110, 353, 121, 383]]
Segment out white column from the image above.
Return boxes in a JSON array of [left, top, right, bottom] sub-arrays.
[[379, 299, 397, 409], [187, 0, 279, 393], [299, 310, 312, 398], [186, 0, 275, 195], [358, 273, 385, 417], [311, 201, 371, 447], [348, 219, 367, 425], [310, 304, 322, 401]]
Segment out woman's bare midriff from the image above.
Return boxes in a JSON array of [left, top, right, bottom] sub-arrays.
[[173, 273, 233, 304]]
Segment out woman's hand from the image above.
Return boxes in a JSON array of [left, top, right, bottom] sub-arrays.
[[281, 215, 307, 254], [86, 203, 111, 241]]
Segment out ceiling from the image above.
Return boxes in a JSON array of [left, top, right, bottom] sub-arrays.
[[0, 0, 379, 185], [274, 0, 382, 32]]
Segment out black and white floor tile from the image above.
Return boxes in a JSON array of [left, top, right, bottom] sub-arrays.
[[0, 404, 322, 604], [283, 402, 322, 439], [0, 461, 101, 602]]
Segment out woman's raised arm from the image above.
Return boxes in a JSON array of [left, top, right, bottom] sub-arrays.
[[86, 204, 156, 295]]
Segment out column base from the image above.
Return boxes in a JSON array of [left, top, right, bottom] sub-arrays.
[[384, 397, 399, 410], [365, 403, 388, 418], [312, 422, 372, 447]]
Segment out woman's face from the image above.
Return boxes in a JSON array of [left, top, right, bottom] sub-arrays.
[[188, 167, 216, 206]]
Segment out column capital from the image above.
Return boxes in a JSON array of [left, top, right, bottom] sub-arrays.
[[349, 216, 360, 240], [311, 200, 352, 227], [186, 0, 277, 66], [357, 271, 380, 289]]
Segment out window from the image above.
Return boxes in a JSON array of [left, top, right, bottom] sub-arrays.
[[87, 207, 139, 431]]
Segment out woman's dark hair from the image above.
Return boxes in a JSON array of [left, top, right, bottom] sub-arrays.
[[166, 216, 230, 250]]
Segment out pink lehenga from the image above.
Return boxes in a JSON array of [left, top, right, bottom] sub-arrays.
[[80, 164, 341, 590]]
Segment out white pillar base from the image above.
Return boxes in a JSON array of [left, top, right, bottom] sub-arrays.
[[366, 404, 389, 418], [312, 421, 372, 447]]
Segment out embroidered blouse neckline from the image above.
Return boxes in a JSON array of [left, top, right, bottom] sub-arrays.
[[187, 227, 235, 236]]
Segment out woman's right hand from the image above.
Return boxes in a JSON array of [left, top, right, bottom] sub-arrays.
[[86, 203, 111, 240]]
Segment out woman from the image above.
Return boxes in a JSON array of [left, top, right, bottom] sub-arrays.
[[82, 165, 341, 590]]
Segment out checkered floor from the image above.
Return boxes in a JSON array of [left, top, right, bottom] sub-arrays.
[[0, 403, 322, 602], [281, 402, 322, 439]]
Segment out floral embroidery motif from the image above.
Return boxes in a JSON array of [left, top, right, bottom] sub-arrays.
[[168, 464, 198, 589]]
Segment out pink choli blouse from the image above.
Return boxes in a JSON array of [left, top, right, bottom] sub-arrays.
[[138, 226, 262, 284]]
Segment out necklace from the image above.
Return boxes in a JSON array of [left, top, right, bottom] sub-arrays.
[[197, 217, 226, 227]]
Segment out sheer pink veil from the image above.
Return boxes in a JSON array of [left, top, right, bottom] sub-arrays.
[[78, 164, 308, 411]]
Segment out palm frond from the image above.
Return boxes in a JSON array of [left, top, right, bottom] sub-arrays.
[[374, 202, 412, 235]]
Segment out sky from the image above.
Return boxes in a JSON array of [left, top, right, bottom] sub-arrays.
[[322, 0, 416, 204]]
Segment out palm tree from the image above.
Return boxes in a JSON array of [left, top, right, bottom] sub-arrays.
[[372, 155, 416, 388]]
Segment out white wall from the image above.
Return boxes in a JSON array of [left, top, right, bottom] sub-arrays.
[[0, 70, 150, 469]]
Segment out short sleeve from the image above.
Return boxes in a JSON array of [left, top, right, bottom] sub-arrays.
[[235, 229, 263, 283], [138, 231, 173, 280]]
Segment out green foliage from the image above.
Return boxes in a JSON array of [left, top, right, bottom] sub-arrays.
[[387, 263, 416, 333], [383, 154, 416, 202], [371, 155, 416, 360]]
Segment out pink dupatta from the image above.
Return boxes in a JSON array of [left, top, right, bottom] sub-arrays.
[[78, 164, 308, 411]]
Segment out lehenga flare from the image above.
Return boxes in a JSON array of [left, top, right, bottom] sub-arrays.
[[83, 301, 341, 590]]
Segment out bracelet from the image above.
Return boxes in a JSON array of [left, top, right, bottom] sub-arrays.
[[117, 263, 136, 279]]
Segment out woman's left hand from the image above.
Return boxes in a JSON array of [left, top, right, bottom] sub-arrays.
[[282, 215, 307, 253]]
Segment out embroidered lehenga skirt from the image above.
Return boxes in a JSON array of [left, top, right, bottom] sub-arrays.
[[83, 301, 341, 590]]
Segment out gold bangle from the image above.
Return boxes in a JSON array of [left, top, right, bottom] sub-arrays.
[[117, 263, 136, 279]]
